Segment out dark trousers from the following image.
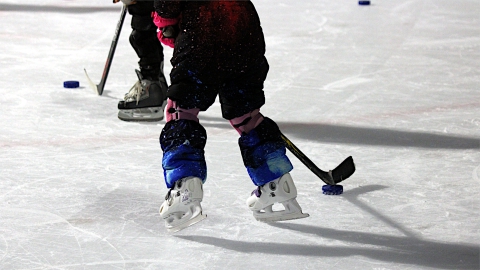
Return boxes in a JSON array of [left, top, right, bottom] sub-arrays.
[[127, 2, 164, 78]]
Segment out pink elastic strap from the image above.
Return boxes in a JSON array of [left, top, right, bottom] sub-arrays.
[[165, 99, 200, 123], [153, 13, 179, 28], [229, 109, 264, 135]]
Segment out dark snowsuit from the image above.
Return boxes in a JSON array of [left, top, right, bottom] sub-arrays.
[[155, 0, 267, 118], [155, 1, 293, 188]]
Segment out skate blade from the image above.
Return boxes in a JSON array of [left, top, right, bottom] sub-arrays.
[[118, 107, 164, 122], [254, 212, 309, 223], [166, 213, 207, 233]]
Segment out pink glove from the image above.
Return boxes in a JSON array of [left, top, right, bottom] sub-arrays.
[[153, 13, 179, 48]]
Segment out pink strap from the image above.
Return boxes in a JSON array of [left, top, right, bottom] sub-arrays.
[[153, 13, 179, 48], [153, 13, 179, 28], [229, 109, 264, 135], [165, 99, 200, 123]]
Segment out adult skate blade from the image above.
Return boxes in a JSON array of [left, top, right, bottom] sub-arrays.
[[166, 213, 207, 233], [118, 107, 164, 122], [255, 212, 309, 223]]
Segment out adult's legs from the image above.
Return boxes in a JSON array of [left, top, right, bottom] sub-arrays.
[[117, 2, 168, 122]]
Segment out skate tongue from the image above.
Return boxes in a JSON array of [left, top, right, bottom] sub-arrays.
[[251, 187, 262, 197]]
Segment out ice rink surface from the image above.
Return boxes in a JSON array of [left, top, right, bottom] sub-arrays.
[[0, 0, 479, 269]]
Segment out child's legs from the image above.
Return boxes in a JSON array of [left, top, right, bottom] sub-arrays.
[[160, 118, 207, 188], [237, 117, 293, 186], [218, 57, 268, 121], [160, 66, 218, 188], [219, 58, 293, 186]]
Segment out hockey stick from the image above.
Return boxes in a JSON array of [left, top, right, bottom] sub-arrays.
[[281, 133, 355, 185], [84, 4, 127, 95]]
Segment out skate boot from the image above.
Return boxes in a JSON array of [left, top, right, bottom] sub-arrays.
[[159, 177, 206, 232], [117, 68, 168, 122], [246, 173, 309, 222]]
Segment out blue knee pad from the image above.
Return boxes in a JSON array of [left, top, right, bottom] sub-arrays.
[[160, 120, 207, 188], [238, 118, 293, 186]]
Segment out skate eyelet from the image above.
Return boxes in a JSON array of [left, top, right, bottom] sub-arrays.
[[269, 182, 276, 191], [176, 180, 183, 188]]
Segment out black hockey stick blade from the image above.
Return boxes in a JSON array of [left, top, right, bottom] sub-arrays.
[[329, 156, 355, 184], [85, 4, 127, 95], [281, 133, 355, 185]]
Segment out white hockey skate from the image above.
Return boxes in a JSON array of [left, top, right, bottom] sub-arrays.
[[159, 177, 206, 232], [246, 173, 309, 222]]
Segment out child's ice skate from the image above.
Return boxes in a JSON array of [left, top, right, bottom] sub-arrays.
[[159, 177, 206, 232], [246, 173, 309, 222], [117, 69, 168, 122]]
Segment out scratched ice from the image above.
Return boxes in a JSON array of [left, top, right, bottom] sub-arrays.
[[0, 0, 479, 269]]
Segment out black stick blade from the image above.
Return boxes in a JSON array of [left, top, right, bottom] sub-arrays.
[[330, 156, 355, 184]]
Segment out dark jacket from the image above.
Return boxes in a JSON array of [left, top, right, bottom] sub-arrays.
[[154, 0, 266, 72]]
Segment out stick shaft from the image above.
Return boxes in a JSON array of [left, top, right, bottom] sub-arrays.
[[97, 5, 127, 95], [281, 133, 334, 185]]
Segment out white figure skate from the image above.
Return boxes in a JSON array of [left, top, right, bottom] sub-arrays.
[[246, 173, 309, 222], [159, 177, 206, 232]]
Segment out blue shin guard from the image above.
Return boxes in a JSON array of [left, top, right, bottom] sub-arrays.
[[160, 120, 207, 188], [239, 118, 293, 186]]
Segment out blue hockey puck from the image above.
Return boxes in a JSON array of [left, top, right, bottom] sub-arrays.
[[358, 1, 371, 5], [63, 81, 79, 88], [322, 185, 343, 195]]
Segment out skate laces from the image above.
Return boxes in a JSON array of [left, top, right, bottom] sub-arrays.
[[164, 180, 183, 200], [124, 80, 152, 105], [164, 188, 181, 200]]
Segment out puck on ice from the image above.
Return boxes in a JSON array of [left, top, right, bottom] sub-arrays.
[[63, 81, 79, 88], [322, 185, 343, 195], [358, 1, 371, 5]]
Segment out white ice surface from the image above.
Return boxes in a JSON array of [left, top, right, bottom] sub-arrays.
[[0, 0, 479, 269]]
